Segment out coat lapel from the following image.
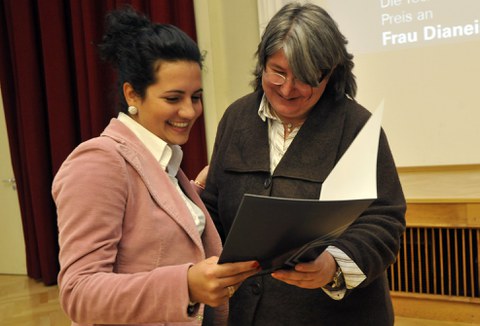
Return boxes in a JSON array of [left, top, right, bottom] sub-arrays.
[[223, 93, 348, 182], [222, 102, 271, 173], [274, 95, 348, 182]]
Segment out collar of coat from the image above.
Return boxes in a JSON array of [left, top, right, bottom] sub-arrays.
[[223, 91, 351, 183]]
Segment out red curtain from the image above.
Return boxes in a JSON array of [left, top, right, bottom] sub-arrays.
[[0, 0, 207, 285]]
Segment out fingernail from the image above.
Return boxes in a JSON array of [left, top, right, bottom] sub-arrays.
[[251, 261, 260, 268]]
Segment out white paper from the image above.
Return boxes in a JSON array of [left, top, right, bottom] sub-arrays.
[[319, 100, 384, 201]]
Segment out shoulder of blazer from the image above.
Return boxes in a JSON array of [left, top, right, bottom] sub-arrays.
[[77, 119, 164, 205]]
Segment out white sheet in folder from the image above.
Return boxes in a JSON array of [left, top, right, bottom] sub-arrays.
[[319, 100, 384, 201]]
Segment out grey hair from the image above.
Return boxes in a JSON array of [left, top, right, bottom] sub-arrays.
[[252, 2, 357, 99]]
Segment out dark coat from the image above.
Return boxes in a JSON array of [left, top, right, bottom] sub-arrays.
[[201, 90, 406, 326]]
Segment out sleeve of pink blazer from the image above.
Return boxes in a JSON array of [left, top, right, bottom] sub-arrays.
[[52, 136, 224, 325]]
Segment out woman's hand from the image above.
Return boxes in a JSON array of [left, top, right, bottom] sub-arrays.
[[193, 165, 209, 189], [271, 251, 337, 289], [187, 256, 260, 307]]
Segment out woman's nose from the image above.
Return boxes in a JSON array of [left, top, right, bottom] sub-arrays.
[[179, 101, 197, 119]]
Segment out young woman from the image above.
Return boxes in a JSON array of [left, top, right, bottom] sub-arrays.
[[52, 7, 259, 326]]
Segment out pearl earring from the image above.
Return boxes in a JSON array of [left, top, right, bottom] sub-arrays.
[[128, 106, 138, 115]]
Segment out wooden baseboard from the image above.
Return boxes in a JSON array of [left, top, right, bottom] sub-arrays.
[[392, 292, 480, 324], [398, 164, 480, 202]]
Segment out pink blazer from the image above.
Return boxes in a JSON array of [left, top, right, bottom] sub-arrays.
[[52, 119, 225, 326]]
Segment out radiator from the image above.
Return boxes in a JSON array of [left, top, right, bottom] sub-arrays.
[[388, 227, 480, 298]]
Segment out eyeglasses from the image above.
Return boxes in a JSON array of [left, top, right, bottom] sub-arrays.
[[263, 71, 328, 92]]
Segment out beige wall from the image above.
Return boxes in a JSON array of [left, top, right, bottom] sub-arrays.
[[0, 88, 27, 275], [193, 0, 260, 158], [195, 1, 480, 169]]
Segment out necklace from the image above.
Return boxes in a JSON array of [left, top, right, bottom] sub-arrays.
[[286, 123, 293, 133], [283, 121, 304, 134]]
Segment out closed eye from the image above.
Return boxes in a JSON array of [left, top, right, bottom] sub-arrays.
[[192, 94, 202, 103], [164, 97, 180, 103], [267, 65, 287, 77]]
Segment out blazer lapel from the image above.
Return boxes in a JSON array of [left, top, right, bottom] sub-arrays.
[[102, 119, 204, 250]]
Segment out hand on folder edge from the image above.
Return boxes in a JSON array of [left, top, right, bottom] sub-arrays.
[[270, 250, 338, 290], [188, 256, 261, 306]]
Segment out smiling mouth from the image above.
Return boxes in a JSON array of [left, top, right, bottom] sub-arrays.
[[168, 121, 189, 128], [277, 93, 299, 101], [280, 97, 299, 102]]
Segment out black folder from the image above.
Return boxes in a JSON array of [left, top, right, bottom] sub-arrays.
[[218, 194, 374, 272]]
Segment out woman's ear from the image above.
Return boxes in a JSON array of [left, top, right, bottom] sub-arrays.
[[123, 82, 138, 106]]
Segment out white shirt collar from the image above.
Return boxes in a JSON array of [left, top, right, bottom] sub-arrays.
[[258, 94, 282, 123], [118, 112, 183, 176]]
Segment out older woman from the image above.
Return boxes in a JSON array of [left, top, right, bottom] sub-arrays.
[[201, 3, 406, 325], [52, 7, 259, 326]]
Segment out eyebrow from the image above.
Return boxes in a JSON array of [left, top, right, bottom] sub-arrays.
[[164, 88, 203, 95]]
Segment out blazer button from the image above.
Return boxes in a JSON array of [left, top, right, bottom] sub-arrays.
[[251, 282, 262, 295], [263, 176, 272, 189]]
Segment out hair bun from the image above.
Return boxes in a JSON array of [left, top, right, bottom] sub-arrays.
[[98, 6, 150, 67]]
